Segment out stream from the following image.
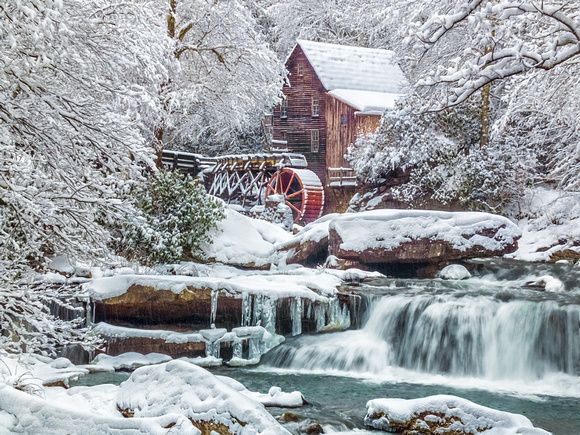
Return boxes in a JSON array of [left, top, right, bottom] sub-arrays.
[[73, 259, 580, 434]]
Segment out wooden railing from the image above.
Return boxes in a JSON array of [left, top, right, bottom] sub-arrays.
[[327, 167, 357, 187]]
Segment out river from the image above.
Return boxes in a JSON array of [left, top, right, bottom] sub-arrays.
[[74, 259, 580, 434]]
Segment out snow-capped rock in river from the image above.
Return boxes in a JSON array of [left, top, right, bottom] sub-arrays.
[[329, 209, 520, 264], [365, 395, 550, 434], [278, 209, 521, 266], [438, 264, 471, 280]]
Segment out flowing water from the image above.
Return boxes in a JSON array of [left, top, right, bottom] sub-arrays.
[[263, 260, 580, 398], [73, 259, 580, 434]]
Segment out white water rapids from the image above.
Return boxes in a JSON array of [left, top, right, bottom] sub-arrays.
[[263, 287, 580, 397]]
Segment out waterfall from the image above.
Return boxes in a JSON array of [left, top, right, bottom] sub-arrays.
[[264, 293, 580, 382]]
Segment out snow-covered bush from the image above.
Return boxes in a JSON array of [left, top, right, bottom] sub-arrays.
[[347, 101, 535, 212], [120, 171, 225, 265]]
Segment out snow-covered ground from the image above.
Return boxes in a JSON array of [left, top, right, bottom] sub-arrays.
[[203, 206, 292, 267], [508, 188, 580, 262]]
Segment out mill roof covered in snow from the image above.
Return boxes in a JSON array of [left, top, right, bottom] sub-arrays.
[[294, 39, 407, 113]]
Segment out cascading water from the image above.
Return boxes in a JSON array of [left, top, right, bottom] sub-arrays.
[[264, 283, 580, 388]]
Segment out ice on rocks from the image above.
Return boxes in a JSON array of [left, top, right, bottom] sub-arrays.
[[438, 264, 472, 280], [92, 352, 172, 371]]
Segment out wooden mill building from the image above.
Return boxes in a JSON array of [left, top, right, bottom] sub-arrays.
[[266, 39, 407, 211]]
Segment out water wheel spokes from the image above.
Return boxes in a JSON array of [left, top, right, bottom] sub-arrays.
[[265, 168, 324, 223]]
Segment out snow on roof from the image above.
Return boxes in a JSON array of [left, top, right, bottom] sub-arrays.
[[295, 39, 407, 112], [328, 89, 401, 113]]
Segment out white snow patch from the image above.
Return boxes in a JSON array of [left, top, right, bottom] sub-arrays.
[[0, 360, 290, 434], [203, 207, 292, 267], [216, 376, 305, 408], [92, 352, 173, 371], [526, 275, 566, 293], [329, 89, 401, 113], [509, 188, 580, 262]]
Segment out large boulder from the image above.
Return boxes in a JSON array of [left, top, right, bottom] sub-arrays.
[[328, 210, 520, 264]]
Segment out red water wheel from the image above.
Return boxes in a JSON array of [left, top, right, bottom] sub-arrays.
[[265, 168, 324, 223]]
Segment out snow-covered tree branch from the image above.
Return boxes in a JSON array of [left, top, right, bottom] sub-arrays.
[[415, 0, 580, 109]]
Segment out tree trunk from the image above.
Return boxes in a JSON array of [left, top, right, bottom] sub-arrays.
[[479, 82, 491, 147]]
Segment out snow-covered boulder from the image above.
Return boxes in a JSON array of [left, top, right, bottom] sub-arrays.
[[116, 360, 290, 434], [203, 207, 292, 268], [365, 395, 549, 434], [438, 264, 471, 280], [525, 275, 565, 293], [328, 210, 520, 264]]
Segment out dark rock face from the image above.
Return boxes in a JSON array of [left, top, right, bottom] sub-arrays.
[[328, 225, 519, 265], [103, 338, 206, 358], [94, 285, 242, 330]]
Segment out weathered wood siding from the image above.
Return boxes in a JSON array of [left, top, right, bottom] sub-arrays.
[[325, 95, 357, 170], [325, 95, 381, 171], [272, 46, 327, 184]]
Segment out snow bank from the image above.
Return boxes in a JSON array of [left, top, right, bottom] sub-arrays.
[[0, 360, 291, 434], [509, 188, 580, 262], [365, 395, 549, 434], [217, 376, 305, 408], [331, 209, 520, 253], [85, 269, 340, 301], [117, 360, 290, 434], [438, 264, 471, 280], [203, 206, 292, 267], [0, 353, 90, 387]]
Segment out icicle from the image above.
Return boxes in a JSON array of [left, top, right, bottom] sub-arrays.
[[232, 340, 242, 359], [92, 301, 96, 324], [327, 298, 351, 330], [85, 301, 92, 327], [249, 338, 261, 360], [241, 292, 252, 326], [314, 303, 326, 332], [306, 301, 312, 319], [262, 297, 277, 335], [205, 341, 220, 359], [210, 290, 219, 326], [291, 297, 302, 336], [253, 294, 263, 326]]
